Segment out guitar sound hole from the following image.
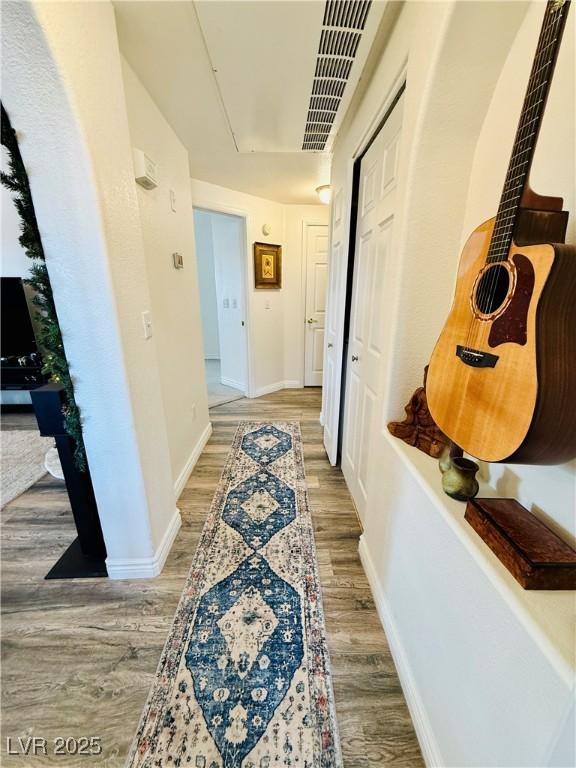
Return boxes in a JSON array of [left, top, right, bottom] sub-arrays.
[[475, 265, 510, 315]]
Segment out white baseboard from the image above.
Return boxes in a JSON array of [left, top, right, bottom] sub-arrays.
[[251, 381, 285, 398], [358, 535, 443, 767], [174, 422, 213, 499], [251, 380, 304, 398], [107, 423, 213, 580], [107, 506, 182, 580], [319, 410, 324, 426], [220, 376, 245, 391]]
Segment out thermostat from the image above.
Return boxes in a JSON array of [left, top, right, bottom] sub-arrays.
[[133, 148, 158, 190]]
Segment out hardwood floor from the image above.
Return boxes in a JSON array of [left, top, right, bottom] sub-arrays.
[[1, 390, 423, 767]]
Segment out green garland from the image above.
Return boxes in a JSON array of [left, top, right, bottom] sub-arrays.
[[1, 104, 87, 471]]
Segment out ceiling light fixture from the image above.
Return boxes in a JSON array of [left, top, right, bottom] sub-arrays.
[[316, 185, 332, 205]]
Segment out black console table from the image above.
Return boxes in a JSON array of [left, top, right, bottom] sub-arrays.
[[1, 362, 44, 392], [30, 383, 107, 579]]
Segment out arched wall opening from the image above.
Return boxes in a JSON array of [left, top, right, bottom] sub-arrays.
[[2, 0, 178, 577]]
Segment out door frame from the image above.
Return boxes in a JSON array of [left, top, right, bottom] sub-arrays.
[[302, 220, 329, 387], [337, 79, 406, 461], [192, 202, 253, 398]]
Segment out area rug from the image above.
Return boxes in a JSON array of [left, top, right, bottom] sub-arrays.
[[128, 422, 342, 768], [0, 429, 54, 507]]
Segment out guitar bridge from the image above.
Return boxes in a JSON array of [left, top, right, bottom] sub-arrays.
[[456, 345, 499, 368]]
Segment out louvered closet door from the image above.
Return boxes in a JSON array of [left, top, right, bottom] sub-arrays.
[[341, 94, 404, 523]]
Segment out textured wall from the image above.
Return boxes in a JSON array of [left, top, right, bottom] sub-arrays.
[[2, 1, 177, 575], [121, 58, 211, 491]]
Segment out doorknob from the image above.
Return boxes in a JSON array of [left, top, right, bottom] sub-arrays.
[[306, 318, 318, 324], [351, 355, 359, 362]]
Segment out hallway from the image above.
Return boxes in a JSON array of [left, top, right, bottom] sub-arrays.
[[2, 1, 574, 765], [1, 390, 422, 767]]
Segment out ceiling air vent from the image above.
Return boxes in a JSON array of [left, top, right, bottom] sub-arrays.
[[315, 57, 353, 80], [302, 0, 372, 151], [323, 0, 372, 29]]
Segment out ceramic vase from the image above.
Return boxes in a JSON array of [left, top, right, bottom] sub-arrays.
[[441, 456, 480, 501]]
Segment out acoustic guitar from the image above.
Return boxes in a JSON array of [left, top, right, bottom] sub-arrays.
[[427, 0, 576, 465]]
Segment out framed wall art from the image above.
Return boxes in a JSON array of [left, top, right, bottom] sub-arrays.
[[253, 242, 282, 289]]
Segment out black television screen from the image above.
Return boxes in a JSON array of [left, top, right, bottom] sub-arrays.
[[1, 277, 38, 358]]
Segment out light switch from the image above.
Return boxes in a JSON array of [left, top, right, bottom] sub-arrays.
[[232, 298, 238, 309], [170, 189, 176, 212], [223, 298, 230, 309], [265, 300, 271, 310], [141, 310, 153, 339]]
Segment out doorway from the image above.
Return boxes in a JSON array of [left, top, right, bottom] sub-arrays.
[[193, 208, 248, 408], [340, 90, 405, 522], [304, 223, 329, 386]]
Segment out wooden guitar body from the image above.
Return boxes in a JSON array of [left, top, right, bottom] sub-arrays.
[[427, 211, 576, 464], [427, 0, 575, 465]]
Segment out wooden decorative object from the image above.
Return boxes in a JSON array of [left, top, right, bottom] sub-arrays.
[[254, 242, 282, 289], [465, 498, 576, 590], [387, 367, 449, 458]]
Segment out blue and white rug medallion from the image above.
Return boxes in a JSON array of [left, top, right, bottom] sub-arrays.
[[128, 422, 341, 768]]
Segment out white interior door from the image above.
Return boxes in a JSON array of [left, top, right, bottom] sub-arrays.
[[210, 212, 247, 392], [341, 94, 404, 522], [322, 188, 346, 462], [304, 224, 328, 386]]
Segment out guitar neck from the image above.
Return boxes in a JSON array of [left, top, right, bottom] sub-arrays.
[[487, 0, 571, 264]]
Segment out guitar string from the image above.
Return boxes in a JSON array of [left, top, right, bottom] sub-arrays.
[[474, 4, 563, 352], [464, 5, 557, 353], [486, 3, 566, 288], [477, 2, 562, 328], [468, 6, 556, 348], [466, 4, 564, 354], [487, 8, 565, 247], [487, 4, 563, 249]]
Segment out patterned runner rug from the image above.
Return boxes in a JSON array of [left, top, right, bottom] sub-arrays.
[[128, 422, 341, 768]]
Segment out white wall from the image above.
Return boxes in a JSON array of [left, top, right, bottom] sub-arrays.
[[325, 1, 575, 766], [121, 59, 211, 495], [194, 209, 220, 360], [3, 0, 179, 578], [190, 178, 328, 394]]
